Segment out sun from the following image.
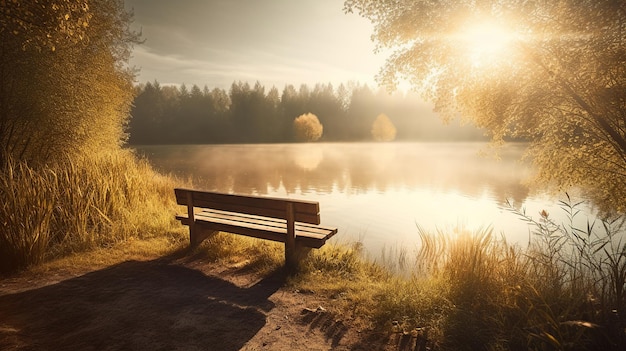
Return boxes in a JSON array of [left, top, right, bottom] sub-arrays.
[[456, 21, 517, 67]]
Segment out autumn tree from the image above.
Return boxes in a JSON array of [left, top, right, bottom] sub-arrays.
[[345, 0, 626, 213], [0, 0, 138, 164], [293, 113, 323, 142], [371, 113, 397, 142]]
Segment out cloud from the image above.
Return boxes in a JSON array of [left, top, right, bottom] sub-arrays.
[[126, 0, 384, 89], [132, 44, 379, 90]]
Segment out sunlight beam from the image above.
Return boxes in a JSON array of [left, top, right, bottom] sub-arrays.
[[455, 20, 518, 68]]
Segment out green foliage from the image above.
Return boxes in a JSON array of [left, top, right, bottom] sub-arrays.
[[0, 150, 181, 273], [344, 0, 626, 213]]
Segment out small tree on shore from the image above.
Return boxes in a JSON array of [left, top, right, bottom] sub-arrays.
[[371, 113, 397, 141], [293, 113, 323, 142]]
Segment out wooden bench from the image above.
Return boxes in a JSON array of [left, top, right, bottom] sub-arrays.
[[174, 188, 338, 270]]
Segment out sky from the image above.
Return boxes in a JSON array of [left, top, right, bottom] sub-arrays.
[[124, 0, 388, 90]]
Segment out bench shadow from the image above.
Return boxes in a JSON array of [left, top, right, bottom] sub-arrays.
[[0, 256, 283, 351]]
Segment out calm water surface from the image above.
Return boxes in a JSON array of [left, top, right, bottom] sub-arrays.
[[134, 142, 575, 257]]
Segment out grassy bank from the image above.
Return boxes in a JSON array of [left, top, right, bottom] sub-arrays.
[[186, 211, 625, 350], [0, 150, 185, 273], [292, 210, 626, 350], [2, 155, 624, 350]]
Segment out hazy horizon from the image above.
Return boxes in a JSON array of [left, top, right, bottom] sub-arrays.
[[124, 0, 390, 91]]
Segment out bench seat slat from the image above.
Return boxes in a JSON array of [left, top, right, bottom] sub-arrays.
[[197, 209, 337, 236], [176, 211, 337, 249]]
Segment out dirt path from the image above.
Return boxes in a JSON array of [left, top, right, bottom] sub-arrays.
[[0, 253, 393, 351]]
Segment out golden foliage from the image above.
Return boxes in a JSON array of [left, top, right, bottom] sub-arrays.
[[345, 0, 626, 213], [0, 0, 138, 164], [371, 113, 397, 141], [0, 0, 92, 52], [293, 113, 323, 142]]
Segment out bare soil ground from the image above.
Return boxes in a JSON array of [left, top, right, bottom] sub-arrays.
[[0, 250, 399, 351]]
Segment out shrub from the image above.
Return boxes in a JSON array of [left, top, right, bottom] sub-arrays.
[[371, 113, 397, 142], [293, 113, 323, 142]]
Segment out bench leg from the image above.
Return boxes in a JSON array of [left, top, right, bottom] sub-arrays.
[[190, 228, 217, 248], [285, 243, 296, 272], [285, 243, 312, 272], [296, 245, 312, 262]]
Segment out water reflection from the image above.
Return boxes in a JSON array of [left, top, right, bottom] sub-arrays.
[[134, 142, 540, 254], [292, 145, 323, 171], [135, 143, 531, 205]]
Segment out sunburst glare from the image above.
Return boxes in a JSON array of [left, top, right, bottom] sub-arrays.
[[456, 20, 518, 68]]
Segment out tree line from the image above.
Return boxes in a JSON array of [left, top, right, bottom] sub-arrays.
[[127, 80, 487, 144]]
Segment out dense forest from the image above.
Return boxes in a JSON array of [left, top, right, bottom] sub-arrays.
[[128, 80, 487, 144]]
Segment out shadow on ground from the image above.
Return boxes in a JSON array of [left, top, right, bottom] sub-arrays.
[[0, 255, 283, 351]]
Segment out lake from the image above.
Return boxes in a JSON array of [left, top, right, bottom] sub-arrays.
[[134, 142, 575, 258]]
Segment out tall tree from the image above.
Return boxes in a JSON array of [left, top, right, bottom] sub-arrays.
[[346, 84, 377, 140], [250, 81, 270, 142], [128, 81, 165, 144], [0, 0, 138, 164], [308, 83, 346, 141], [345, 0, 626, 213], [263, 86, 282, 142], [280, 84, 306, 141], [229, 81, 254, 142]]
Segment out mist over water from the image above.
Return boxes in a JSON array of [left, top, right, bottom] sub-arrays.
[[135, 142, 571, 256]]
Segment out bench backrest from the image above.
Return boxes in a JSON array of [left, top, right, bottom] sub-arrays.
[[174, 188, 321, 225]]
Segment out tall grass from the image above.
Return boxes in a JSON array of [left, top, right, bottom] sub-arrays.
[[294, 198, 626, 350], [0, 159, 57, 270], [0, 150, 183, 273], [508, 197, 626, 350]]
